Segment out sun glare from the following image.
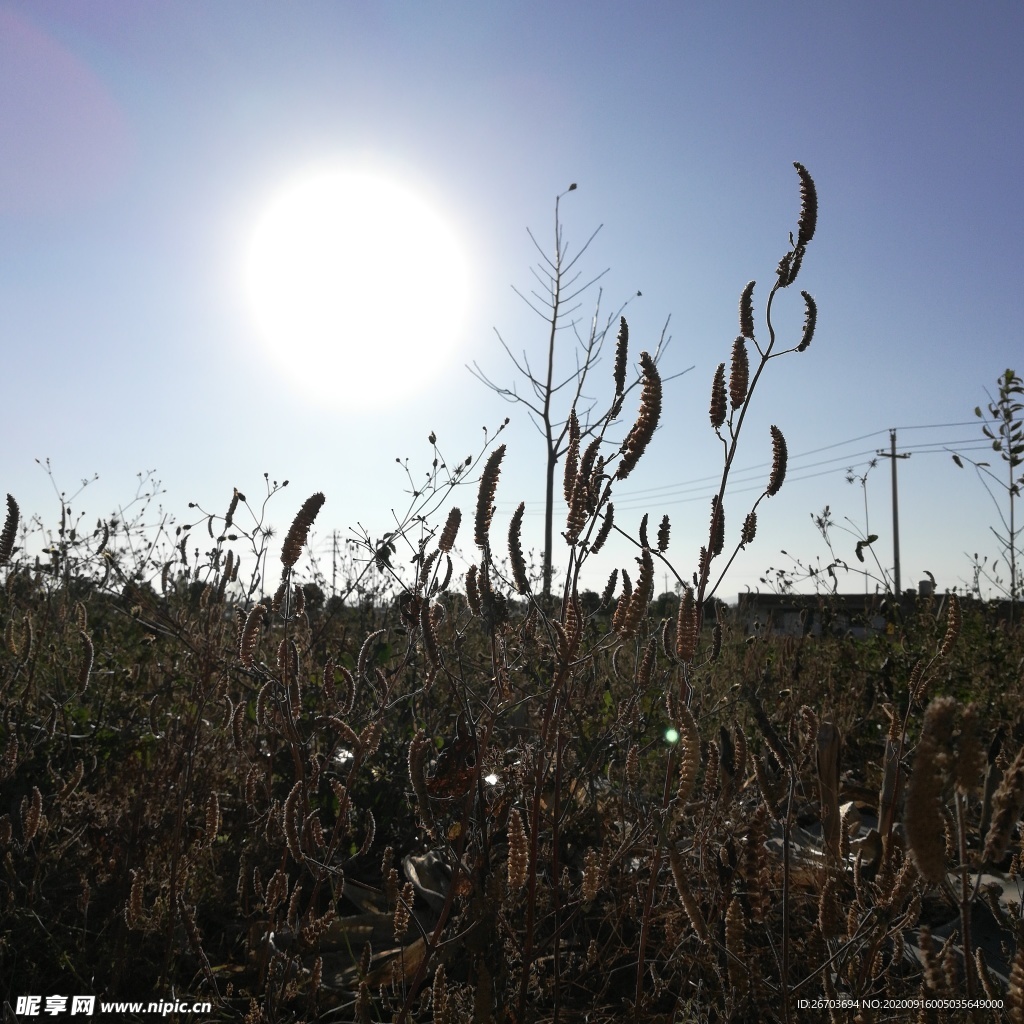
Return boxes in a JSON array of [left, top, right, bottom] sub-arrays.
[[243, 167, 470, 410]]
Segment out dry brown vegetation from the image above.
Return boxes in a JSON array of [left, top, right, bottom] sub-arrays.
[[4, 166, 1024, 1023]]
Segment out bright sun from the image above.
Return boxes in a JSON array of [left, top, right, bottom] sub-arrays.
[[243, 167, 470, 409]]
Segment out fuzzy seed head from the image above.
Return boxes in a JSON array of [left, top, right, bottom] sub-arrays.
[[940, 593, 961, 657], [508, 502, 530, 594], [78, 630, 94, 691], [710, 363, 727, 429], [739, 281, 756, 339], [239, 604, 266, 670], [614, 317, 629, 395], [0, 494, 18, 565], [564, 409, 581, 504], [655, 515, 670, 554], [591, 504, 613, 555], [710, 496, 726, 557], [767, 426, 788, 496], [281, 493, 325, 574], [740, 510, 757, 546], [438, 507, 461, 553], [983, 744, 1024, 865], [616, 352, 661, 481], [676, 587, 698, 662], [474, 444, 506, 551], [582, 848, 601, 903], [794, 162, 818, 247], [507, 808, 528, 889], [798, 291, 817, 351], [729, 337, 749, 409]]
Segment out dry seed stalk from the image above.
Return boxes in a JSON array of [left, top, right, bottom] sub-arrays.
[[906, 697, 957, 883], [280, 492, 325, 573], [794, 161, 818, 247], [729, 336, 749, 409], [239, 604, 266, 670], [940, 593, 961, 657], [591, 504, 613, 555], [438, 506, 461, 553], [739, 281, 756, 340], [507, 808, 528, 890], [767, 426, 788, 496], [616, 352, 661, 481], [669, 846, 707, 941], [656, 514, 670, 552], [564, 408, 580, 503], [709, 363, 727, 429], [798, 291, 817, 351], [613, 316, 628, 395], [982, 744, 1024, 865], [0, 494, 18, 565], [474, 444, 506, 551], [675, 587, 697, 662]]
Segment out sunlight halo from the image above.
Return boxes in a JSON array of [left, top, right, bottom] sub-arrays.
[[242, 166, 470, 410]]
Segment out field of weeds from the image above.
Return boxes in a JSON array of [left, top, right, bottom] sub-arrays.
[[3, 165, 1024, 1024]]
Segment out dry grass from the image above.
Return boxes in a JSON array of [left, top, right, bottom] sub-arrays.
[[3, 166, 1024, 1023]]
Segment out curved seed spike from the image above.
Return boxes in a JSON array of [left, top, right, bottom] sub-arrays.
[[613, 317, 628, 396], [0, 494, 19, 565], [709, 496, 725, 557], [617, 352, 661, 481], [710, 363, 727, 429], [591, 503, 614, 555], [657, 514, 670, 553], [600, 568, 618, 607], [564, 409, 581, 504], [729, 337, 749, 409], [740, 511, 757, 546], [798, 291, 817, 352], [794, 162, 818, 247], [767, 426, 788, 496], [281, 493, 325, 573], [438, 507, 461, 553], [474, 444, 506, 551], [508, 502, 530, 595], [739, 281, 756, 340], [638, 513, 650, 550]]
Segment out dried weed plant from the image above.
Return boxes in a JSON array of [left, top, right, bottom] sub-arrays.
[[5, 165, 1024, 1024]]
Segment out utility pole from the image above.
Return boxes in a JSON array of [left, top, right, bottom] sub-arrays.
[[877, 430, 911, 596]]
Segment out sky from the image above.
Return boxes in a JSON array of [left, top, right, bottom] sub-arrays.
[[1, 2, 1022, 608]]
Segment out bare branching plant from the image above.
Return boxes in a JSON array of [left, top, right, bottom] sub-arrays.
[[8, 166, 1024, 1024]]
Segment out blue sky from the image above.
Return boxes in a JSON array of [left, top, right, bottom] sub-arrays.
[[1, 2, 1022, 605]]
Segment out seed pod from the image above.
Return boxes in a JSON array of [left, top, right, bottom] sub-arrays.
[[729, 337, 749, 409], [794, 162, 818, 247], [281, 493, 325, 573], [564, 409, 580, 503], [507, 808, 528, 890], [710, 363, 727, 429], [438, 507, 461, 553], [239, 604, 266, 669], [508, 502, 530, 595], [740, 511, 757, 546], [657, 515, 670, 553], [617, 352, 661, 481], [675, 587, 697, 662], [591, 505, 613, 555], [475, 445, 506, 551], [613, 317, 628, 395], [798, 291, 817, 351], [709, 496, 725, 557], [940, 593, 961, 657], [739, 281, 756, 340], [767, 426, 787, 497], [0, 494, 18, 565]]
